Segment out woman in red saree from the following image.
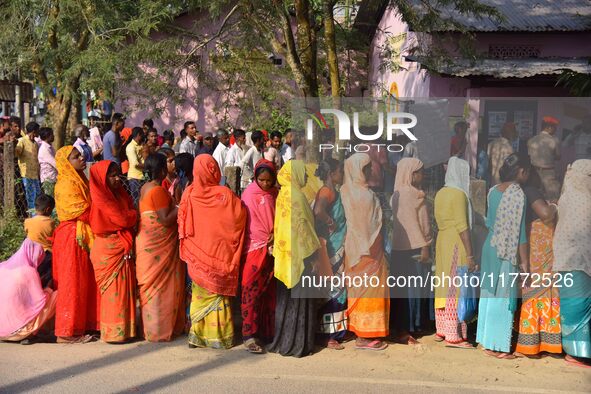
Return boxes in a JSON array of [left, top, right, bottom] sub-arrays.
[[136, 153, 185, 341], [240, 159, 278, 353], [179, 154, 246, 349], [89, 160, 138, 343], [53, 146, 99, 343]]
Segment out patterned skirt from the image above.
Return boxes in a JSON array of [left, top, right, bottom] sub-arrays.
[[515, 220, 562, 355], [435, 245, 468, 344], [188, 283, 234, 349]]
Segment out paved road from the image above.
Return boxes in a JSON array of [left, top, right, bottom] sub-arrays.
[[0, 335, 589, 393]]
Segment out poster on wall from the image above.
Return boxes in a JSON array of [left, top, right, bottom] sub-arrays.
[[488, 111, 507, 138], [514, 110, 534, 139], [412, 99, 451, 168]]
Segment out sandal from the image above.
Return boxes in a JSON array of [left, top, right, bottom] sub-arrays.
[[327, 339, 345, 350], [513, 352, 542, 359], [56, 335, 94, 344], [565, 355, 591, 369], [434, 335, 445, 342], [355, 339, 388, 351], [20, 336, 37, 345], [445, 341, 474, 349], [244, 339, 264, 354], [392, 334, 420, 345], [484, 349, 515, 359]]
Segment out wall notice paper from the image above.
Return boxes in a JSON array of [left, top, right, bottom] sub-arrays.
[[488, 111, 507, 138], [514, 110, 534, 139], [410, 99, 451, 168]]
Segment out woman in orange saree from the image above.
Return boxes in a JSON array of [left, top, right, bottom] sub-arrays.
[[89, 160, 138, 343], [515, 171, 561, 356], [53, 146, 99, 343], [179, 154, 246, 349], [136, 154, 185, 341], [341, 153, 389, 350]]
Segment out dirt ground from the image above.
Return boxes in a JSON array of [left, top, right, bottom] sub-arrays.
[[0, 334, 589, 393]]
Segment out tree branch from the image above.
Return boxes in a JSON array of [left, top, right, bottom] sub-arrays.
[[183, 4, 241, 60]]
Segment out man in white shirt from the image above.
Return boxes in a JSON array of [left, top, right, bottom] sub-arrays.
[[280, 128, 294, 163], [240, 130, 265, 189], [179, 121, 198, 156], [226, 129, 248, 188], [212, 129, 231, 173]]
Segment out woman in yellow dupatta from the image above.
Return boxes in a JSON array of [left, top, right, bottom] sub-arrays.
[[268, 160, 321, 357], [341, 153, 389, 350], [53, 146, 99, 343]]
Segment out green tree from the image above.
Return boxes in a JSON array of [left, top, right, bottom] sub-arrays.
[[0, 0, 504, 152], [557, 69, 591, 97], [0, 0, 188, 147]]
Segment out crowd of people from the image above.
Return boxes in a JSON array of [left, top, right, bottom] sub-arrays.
[[0, 113, 589, 370]]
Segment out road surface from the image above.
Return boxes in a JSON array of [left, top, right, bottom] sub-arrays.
[[0, 335, 589, 393]]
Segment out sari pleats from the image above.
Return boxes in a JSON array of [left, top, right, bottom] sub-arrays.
[[53, 220, 100, 337], [560, 271, 591, 359], [241, 247, 275, 341], [268, 278, 317, 357], [90, 234, 136, 342], [515, 220, 562, 355], [189, 283, 234, 349], [136, 211, 185, 341], [346, 235, 389, 338]]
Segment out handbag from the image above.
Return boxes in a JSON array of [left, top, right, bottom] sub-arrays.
[[456, 266, 479, 322]]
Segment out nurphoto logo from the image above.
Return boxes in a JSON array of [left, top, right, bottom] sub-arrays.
[[306, 109, 418, 153]]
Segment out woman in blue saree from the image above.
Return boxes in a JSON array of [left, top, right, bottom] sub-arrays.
[[553, 159, 591, 368], [313, 158, 347, 350], [476, 153, 530, 359]]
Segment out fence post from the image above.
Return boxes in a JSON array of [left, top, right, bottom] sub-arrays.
[[224, 166, 241, 196], [470, 178, 487, 218], [4, 140, 15, 211]]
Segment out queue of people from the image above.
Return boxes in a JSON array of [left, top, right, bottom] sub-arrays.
[[0, 115, 589, 371]]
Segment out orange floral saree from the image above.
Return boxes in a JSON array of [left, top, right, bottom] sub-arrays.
[[136, 188, 185, 341]]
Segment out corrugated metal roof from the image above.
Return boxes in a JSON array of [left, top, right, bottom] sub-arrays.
[[0, 81, 34, 102], [411, 0, 591, 32], [419, 57, 591, 78]]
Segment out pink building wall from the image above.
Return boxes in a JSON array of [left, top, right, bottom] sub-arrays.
[[115, 11, 282, 134], [367, 5, 588, 170], [368, 6, 432, 99]]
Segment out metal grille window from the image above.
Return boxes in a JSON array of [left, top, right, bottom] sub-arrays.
[[488, 44, 540, 59]]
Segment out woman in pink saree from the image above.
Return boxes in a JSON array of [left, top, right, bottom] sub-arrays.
[[0, 239, 57, 342]]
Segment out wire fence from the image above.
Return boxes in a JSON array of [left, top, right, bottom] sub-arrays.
[[1, 142, 30, 219], [0, 142, 244, 222]]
